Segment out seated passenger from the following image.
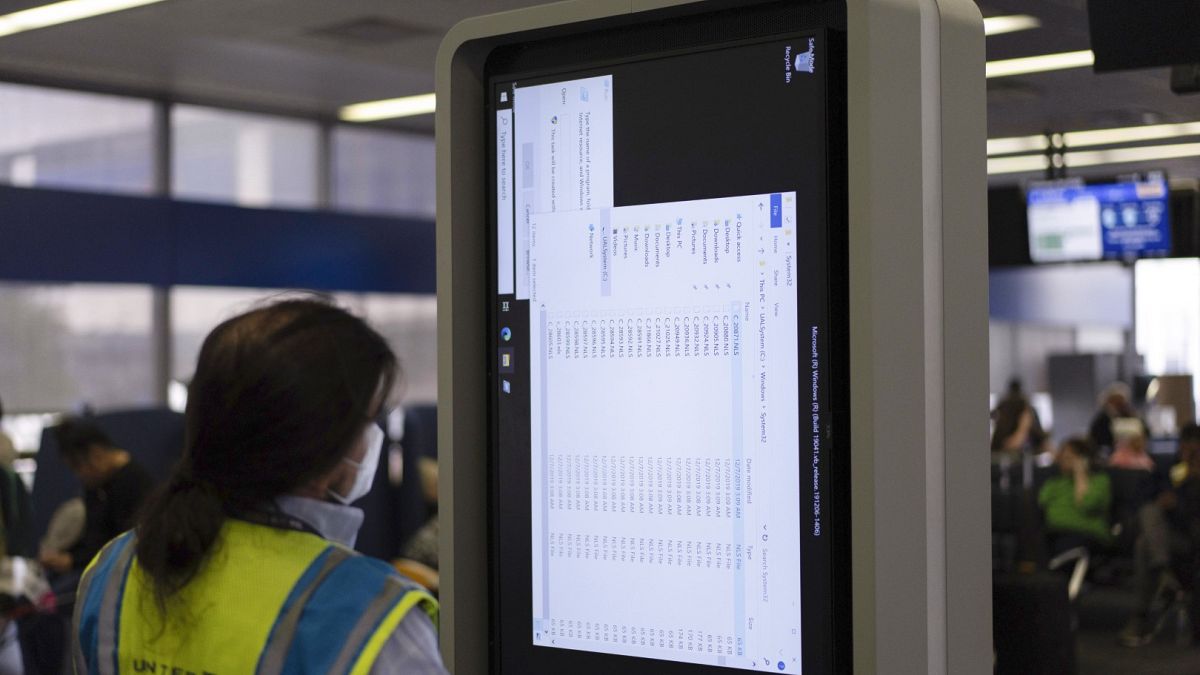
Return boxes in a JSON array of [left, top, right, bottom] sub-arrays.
[[1120, 432, 1200, 647], [72, 298, 447, 674], [42, 418, 153, 574], [39, 498, 85, 564], [1089, 382, 1142, 452], [1169, 423, 1200, 488], [1038, 438, 1112, 556], [402, 457, 441, 570], [1108, 418, 1155, 472], [21, 421, 152, 675]]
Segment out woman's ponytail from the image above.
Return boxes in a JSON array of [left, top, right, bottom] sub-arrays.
[[135, 465, 226, 610]]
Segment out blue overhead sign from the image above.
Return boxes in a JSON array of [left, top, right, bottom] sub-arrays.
[[1027, 174, 1170, 263]]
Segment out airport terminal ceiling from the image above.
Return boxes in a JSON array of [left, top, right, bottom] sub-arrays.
[[980, 0, 1200, 181], [0, 0, 1193, 162]]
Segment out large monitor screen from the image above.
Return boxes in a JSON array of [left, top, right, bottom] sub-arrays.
[[1027, 173, 1171, 263], [488, 5, 848, 673]]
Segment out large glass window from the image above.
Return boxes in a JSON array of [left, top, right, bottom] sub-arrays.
[[0, 283, 155, 413], [0, 83, 154, 195], [332, 127, 435, 218], [172, 106, 319, 209], [362, 293, 437, 403], [1135, 258, 1200, 417], [171, 287, 338, 381], [170, 288, 435, 403]]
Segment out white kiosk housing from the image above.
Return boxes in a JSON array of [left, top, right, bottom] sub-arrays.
[[436, 1, 988, 672]]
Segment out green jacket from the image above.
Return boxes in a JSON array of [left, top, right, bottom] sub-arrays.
[[1038, 472, 1112, 544]]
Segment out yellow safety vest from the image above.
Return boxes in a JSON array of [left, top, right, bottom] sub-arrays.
[[72, 520, 437, 675]]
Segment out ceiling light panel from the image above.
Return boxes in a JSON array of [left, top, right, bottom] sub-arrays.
[[986, 50, 1095, 79], [987, 154, 1051, 175], [1064, 121, 1200, 148], [340, 93, 436, 122], [983, 15, 1042, 37], [0, 0, 166, 38], [1065, 142, 1200, 168], [987, 134, 1049, 156]]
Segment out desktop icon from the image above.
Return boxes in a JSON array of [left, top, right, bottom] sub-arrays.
[[794, 38, 816, 74], [499, 348, 515, 373], [500, 91, 508, 103], [501, 327, 513, 342], [502, 380, 511, 394]]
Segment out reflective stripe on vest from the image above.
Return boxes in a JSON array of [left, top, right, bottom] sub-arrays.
[[74, 534, 136, 675], [72, 523, 438, 674]]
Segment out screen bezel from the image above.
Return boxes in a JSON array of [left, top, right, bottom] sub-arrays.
[[483, 3, 851, 673]]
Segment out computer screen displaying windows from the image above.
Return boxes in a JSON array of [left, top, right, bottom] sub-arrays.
[[488, 7, 848, 673]]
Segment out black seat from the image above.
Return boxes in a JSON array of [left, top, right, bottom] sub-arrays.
[[993, 459, 1044, 570], [1106, 467, 1156, 529]]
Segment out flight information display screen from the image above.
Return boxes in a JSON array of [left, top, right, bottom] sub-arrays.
[[488, 6, 848, 673], [1027, 173, 1171, 263]]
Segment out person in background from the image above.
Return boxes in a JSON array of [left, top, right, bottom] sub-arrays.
[[42, 418, 153, 574], [1001, 379, 1054, 460], [19, 421, 144, 675], [0, 397, 17, 469], [1089, 382, 1143, 452], [400, 458, 441, 570], [1169, 423, 1200, 488], [72, 298, 446, 673], [1038, 438, 1113, 556], [992, 397, 1034, 464], [1120, 432, 1200, 647], [1108, 418, 1156, 472], [991, 396, 1042, 569], [38, 498, 85, 567], [0, 403, 33, 557]]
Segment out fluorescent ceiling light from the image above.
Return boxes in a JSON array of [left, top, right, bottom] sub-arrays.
[[340, 93, 436, 122], [987, 134, 1049, 156], [1064, 121, 1200, 149], [988, 154, 1050, 175], [1065, 142, 1200, 168], [986, 49, 1094, 79], [0, 0, 166, 38], [983, 14, 1042, 37]]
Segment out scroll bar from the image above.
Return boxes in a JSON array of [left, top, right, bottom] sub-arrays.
[[540, 305, 551, 619]]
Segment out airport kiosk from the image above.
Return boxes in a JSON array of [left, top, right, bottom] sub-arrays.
[[436, 1, 988, 672]]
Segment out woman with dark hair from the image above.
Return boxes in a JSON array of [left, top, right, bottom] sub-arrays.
[[1038, 437, 1113, 556], [72, 298, 446, 674]]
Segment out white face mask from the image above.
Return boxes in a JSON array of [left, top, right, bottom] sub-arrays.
[[328, 424, 384, 505]]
